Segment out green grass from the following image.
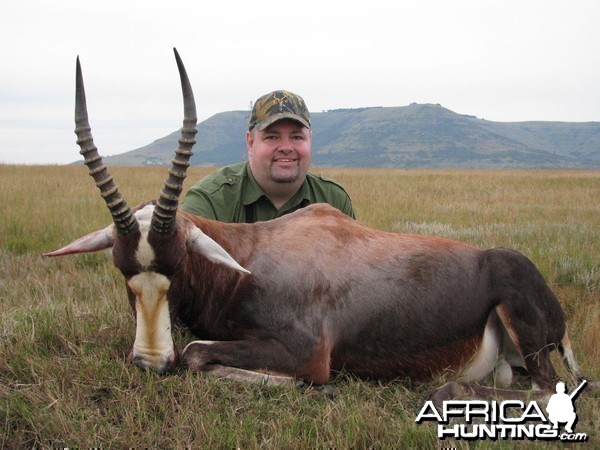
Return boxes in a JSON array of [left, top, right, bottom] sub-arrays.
[[1, 165, 599, 448]]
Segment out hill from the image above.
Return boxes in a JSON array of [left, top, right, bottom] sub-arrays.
[[102, 103, 600, 169]]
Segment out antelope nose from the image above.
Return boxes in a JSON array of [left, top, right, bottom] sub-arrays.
[[132, 355, 145, 369], [132, 353, 178, 375], [160, 352, 178, 375]]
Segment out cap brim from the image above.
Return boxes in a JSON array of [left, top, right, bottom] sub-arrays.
[[253, 112, 310, 131]]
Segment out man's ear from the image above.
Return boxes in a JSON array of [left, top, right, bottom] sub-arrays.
[[246, 129, 254, 154]]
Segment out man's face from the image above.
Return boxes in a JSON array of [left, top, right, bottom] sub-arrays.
[[246, 120, 312, 186]]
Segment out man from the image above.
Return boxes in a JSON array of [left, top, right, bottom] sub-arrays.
[[179, 90, 355, 222]]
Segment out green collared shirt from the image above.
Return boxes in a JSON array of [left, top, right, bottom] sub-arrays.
[[180, 162, 355, 223]]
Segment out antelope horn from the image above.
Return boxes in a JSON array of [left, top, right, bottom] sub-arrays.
[[151, 48, 198, 234], [75, 57, 138, 235]]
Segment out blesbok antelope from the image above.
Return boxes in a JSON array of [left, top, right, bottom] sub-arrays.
[[45, 49, 588, 401]]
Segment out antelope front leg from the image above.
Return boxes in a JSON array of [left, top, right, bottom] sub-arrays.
[[181, 336, 330, 385], [182, 338, 298, 372]]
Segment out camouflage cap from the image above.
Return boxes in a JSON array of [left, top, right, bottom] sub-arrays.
[[248, 90, 311, 131]]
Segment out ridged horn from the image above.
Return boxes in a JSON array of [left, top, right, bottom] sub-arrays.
[[75, 57, 138, 235], [151, 48, 198, 235]]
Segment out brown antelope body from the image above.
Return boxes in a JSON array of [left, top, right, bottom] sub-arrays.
[[45, 50, 587, 400]]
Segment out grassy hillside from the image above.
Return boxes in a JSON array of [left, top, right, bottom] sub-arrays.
[[1, 165, 599, 448], [101, 104, 600, 169]]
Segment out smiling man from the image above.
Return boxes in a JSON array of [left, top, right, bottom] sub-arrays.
[[180, 90, 355, 222]]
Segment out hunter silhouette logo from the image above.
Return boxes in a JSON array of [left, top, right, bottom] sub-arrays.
[[416, 379, 589, 442], [546, 380, 587, 434]]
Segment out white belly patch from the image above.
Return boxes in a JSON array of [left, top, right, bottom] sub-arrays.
[[459, 311, 513, 386]]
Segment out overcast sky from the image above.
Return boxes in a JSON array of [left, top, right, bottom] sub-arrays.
[[1, 0, 599, 164]]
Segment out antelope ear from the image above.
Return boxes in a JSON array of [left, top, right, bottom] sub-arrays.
[[187, 227, 250, 275], [43, 225, 115, 257]]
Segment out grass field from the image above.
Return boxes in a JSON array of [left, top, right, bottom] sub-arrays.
[[1, 164, 599, 448]]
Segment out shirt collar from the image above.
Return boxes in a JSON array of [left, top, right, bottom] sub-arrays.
[[241, 163, 268, 206]]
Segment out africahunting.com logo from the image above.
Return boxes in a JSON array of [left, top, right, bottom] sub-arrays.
[[416, 380, 588, 442]]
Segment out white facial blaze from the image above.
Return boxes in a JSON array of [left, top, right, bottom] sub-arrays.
[[134, 204, 156, 270], [128, 272, 174, 371]]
